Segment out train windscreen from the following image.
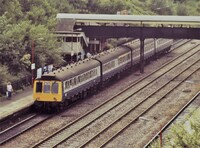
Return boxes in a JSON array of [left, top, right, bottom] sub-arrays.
[[52, 82, 59, 94], [44, 82, 51, 93]]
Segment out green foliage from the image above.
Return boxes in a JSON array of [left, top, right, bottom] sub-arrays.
[[176, 3, 188, 15], [69, 0, 88, 13], [174, 0, 200, 15], [49, 0, 75, 13], [29, 24, 64, 68], [146, 0, 174, 15], [95, 0, 127, 14], [0, 20, 30, 74], [149, 109, 200, 148], [0, 65, 10, 84], [0, 19, 63, 75], [0, 0, 23, 21], [19, 0, 58, 29], [20, 54, 31, 69], [163, 109, 200, 147], [0, 0, 65, 84]]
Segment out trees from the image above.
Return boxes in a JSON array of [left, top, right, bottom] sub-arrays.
[[0, 0, 64, 84], [176, 3, 188, 15], [0, 0, 23, 21], [174, 0, 200, 15], [0, 65, 11, 85], [28, 24, 64, 69], [147, 0, 175, 15], [145, 0, 200, 15], [49, 0, 76, 13], [94, 0, 127, 14]]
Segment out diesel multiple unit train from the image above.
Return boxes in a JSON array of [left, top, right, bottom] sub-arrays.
[[33, 39, 173, 110]]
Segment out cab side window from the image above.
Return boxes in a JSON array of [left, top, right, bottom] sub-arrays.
[[36, 82, 42, 93]]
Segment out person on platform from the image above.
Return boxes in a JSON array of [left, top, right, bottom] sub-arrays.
[[6, 82, 13, 99], [86, 52, 92, 58]]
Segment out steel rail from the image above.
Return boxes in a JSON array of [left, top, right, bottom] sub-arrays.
[[0, 114, 51, 145], [32, 41, 197, 148], [0, 113, 37, 135], [143, 91, 200, 148], [98, 60, 200, 148], [80, 55, 200, 147]]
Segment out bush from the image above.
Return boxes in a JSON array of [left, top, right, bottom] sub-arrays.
[[164, 109, 200, 147]]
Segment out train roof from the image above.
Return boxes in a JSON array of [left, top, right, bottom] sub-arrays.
[[94, 46, 131, 63], [40, 59, 100, 81], [39, 46, 131, 82]]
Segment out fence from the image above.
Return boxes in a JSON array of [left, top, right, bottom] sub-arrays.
[[0, 75, 32, 96]]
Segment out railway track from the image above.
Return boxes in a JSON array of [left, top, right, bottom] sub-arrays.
[[32, 41, 200, 147], [0, 98, 82, 145], [0, 39, 193, 147], [80, 48, 200, 148], [0, 113, 51, 145]]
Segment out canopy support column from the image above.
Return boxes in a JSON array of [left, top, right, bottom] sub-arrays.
[[140, 37, 145, 73]]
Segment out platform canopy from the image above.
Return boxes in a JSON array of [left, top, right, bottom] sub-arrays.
[[57, 13, 200, 26], [56, 13, 200, 39]]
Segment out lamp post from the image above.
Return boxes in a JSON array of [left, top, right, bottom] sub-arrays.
[[31, 40, 35, 88], [31, 37, 43, 87]]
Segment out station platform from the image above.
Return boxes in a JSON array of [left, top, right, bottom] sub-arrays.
[[0, 87, 34, 121]]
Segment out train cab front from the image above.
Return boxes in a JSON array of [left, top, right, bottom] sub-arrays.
[[33, 80, 63, 111]]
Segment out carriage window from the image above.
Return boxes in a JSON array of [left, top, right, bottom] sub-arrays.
[[70, 79, 73, 86], [52, 82, 59, 94], [44, 82, 51, 93], [65, 81, 70, 89], [74, 77, 77, 85], [36, 82, 42, 93]]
